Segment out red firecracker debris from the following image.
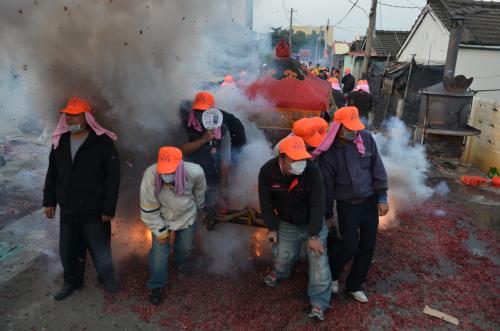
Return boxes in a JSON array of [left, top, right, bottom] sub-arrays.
[[100, 198, 499, 329]]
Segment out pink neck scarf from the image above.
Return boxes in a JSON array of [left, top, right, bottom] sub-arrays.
[[154, 160, 187, 197], [312, 122, 365, 159], [187, 110, 222, 139], [354, 83, 370, 93], [331, 82, 342, 91], [52, 112, 117, 149]]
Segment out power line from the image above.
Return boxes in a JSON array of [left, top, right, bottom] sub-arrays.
[[347, 0, 369, 17], [336, 26, 364, 34], [404, 0, 423, 8], [333, 0, 360, 27], [378, 1, 421, 9]]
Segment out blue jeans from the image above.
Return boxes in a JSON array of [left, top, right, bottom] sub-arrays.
[[274, 221, 332, 310], [147, 221, 197, 289]]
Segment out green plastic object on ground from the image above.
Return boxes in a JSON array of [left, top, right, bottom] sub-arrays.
[[487, 166, 498, 179]]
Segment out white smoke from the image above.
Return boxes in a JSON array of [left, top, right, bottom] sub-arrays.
[[213, 86, 274, 209], [0, 0, 276, 274], [433, 180, 450, 197], [373, 117, 434, 228], [0, 0, 269, 151]]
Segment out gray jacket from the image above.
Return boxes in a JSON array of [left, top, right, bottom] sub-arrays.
[[140, 162, 206, 236]]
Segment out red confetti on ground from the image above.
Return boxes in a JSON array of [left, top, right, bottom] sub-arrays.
[[102, 199, 499, 329]]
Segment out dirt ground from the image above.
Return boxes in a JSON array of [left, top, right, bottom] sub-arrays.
[[0, 137, 499, 330]]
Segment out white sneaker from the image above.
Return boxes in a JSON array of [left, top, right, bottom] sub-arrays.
[[349, 291, 368, 303], [331, 280, 339, 293]]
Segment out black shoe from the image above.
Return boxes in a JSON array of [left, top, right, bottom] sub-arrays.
[[53, 284, 81, 301], [101, 276, 120, 293], [149, 288, 163, 305]]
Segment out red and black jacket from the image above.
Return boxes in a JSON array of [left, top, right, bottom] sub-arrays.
[[258, 157, 325, 237]]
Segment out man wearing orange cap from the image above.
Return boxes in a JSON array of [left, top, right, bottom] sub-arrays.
[[328, 77, 346, 108], [273, 117, 328, 156], [341, 68, 355, 94], [347, 79, 373, 124], [140, 147, 206, 305], [181, 91, 231, 211], [43, 96, 120, 300], [316, 106, 388, 303], [221, 75, 237, 88], [259, 136, 331, 321]]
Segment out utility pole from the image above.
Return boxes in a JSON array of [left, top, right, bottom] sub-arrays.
[[324, 19, 329, 57], [288, 8, 297, 49], [361, 0, 378, 78], [315, 26, 322, 63]]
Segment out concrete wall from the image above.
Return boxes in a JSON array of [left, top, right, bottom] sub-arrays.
[[342, 55, 363, 81], [333, 42, 350, 55], [397, 10, 449, 64], [228, 1, 246, 26], [456, 47, 500, 102], [343, 55, 355, 75], [463, 98, 500, 172]]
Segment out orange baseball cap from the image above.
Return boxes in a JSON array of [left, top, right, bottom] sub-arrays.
[[192, 91, 215, 111], [60, 96, 91, 115], [223, 75, 234, 83], [334, 106, 365, 131], [279, 136, 311, 161], [292, 117, 328, 148], [157, 146, 182, 174]]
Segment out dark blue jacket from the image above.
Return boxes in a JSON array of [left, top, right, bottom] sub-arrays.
[[318, 130, 388, 218]]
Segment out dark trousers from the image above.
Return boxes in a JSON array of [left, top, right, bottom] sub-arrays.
[[59, 212, 115, 287], [330, 195, 378, 292]]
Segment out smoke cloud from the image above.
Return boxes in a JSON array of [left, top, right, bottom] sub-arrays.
[[0, 0, 276, 274], [0, 0, 268, 150], [373, 117, 434, 228], [373, 118, 456, 228]]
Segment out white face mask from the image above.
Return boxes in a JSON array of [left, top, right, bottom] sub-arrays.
[[68, 124, 83, 133], [289, 160, 307, 175], [161, 174, 175, 183]]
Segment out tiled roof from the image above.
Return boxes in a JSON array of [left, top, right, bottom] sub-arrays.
[[371, 30, 410, 57], [429, 0, 500, 46]]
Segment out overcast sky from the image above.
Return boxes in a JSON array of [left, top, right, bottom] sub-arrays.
[[253, 0, 428, 41]]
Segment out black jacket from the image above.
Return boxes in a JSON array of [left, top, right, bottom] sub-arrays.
[[347, 90, 373, 118], [43, 130, 120, 216], [258, 158, 325, 236], [185, 120, 229, 186], [220, 109, 247, 150], [332, 89, 346, 108], [341, 74, 355, 94]]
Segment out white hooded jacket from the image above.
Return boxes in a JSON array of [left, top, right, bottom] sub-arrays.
[[140, 162, 206, 236]]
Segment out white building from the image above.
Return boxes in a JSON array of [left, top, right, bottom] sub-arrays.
[[397, 0, 500, 101]]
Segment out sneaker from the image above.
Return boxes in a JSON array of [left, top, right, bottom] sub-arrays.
[[349, 290, 368, 303], [331, 280, 339, 294], [263, 271, 278, 287], [308, 306, 325, 321], [149, 288, 162, 305]]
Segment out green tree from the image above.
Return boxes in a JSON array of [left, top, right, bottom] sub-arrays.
[[271, 28, 309, 54]]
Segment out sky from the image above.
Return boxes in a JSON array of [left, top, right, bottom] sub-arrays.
[[253, 0, 428, 41]]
